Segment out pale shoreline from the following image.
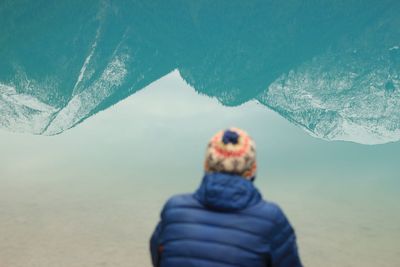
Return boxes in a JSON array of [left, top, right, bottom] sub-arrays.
[[0, 172, 399, 267]]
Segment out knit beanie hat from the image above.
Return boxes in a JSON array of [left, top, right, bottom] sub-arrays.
[[204, 127, 256, 180]]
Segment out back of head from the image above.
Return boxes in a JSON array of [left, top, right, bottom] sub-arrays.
[[195, 127, 260, 211], [204, 127, 257, 180]]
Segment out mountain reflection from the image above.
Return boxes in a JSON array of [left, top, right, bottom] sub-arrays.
[[0, 0, 399, 144]]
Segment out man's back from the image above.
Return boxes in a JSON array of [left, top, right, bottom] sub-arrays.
[[150, 172, 302, 267]]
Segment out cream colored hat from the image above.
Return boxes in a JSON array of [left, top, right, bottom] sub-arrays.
[[204, 127, 256, 179]]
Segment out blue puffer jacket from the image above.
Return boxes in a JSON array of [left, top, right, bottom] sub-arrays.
[[150, 172, 303, 267]]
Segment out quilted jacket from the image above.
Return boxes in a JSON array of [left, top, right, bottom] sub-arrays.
[[150, 172, 303, 267]]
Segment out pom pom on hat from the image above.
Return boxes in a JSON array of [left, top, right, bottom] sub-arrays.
[[222, 130, 239, 145], [204, 127, 256, 180]]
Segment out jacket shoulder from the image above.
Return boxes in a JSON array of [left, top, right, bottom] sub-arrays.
[[244, 199, 289, 225], [162, 193, 201, 212]]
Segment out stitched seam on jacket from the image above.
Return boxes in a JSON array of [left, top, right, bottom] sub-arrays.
[[274, 233, 296, 263], [272, 223, 293, 249], [165, 254, 243, 267], [162, 241, 258, 267], [165, 205, 277, 225], [162, 220, 269, 241], [162, 237, 265, 257]]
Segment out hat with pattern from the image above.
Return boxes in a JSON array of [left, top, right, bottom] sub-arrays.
[[204, 127, 256, 180]]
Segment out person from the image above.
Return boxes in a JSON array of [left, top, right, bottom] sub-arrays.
[[150, 127, 303, 267]]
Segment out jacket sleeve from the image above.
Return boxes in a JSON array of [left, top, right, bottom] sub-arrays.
[[269, 206, 303, 267], [150, 221, 162, 267]]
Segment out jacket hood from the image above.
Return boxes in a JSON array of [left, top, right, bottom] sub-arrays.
[[194, 172, 262, 211]]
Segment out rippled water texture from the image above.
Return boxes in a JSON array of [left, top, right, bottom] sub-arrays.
[[0, 1, 399, 267], [1, 0, 400, 143]]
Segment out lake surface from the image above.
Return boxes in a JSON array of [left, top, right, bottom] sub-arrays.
[[0, 1, 399, 267]]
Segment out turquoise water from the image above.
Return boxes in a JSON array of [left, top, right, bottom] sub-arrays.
[[1, 1, 400, 266]]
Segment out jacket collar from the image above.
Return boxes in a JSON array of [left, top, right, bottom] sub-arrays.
[[194, 172, 262, 211]]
